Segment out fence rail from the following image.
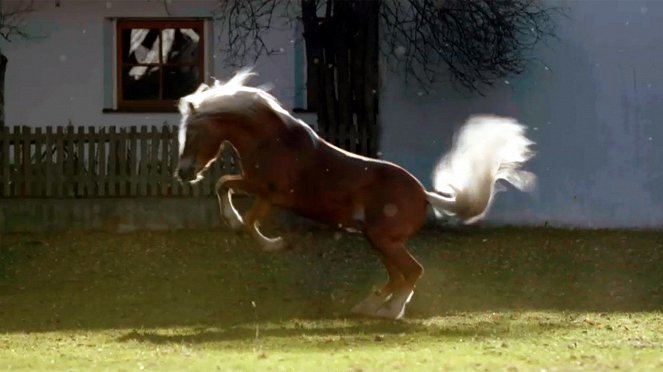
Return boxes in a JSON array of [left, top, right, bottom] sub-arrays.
[[0, 124, 370, 198], [0, 125, 238, 198]]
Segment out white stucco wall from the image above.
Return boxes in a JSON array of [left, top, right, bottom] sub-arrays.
[[2, 0, 302, 128], [4, 1, 662, 228], [380, 0, 663, 228]]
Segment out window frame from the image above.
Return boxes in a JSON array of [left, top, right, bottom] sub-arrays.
[[115, 18, 206, 112]]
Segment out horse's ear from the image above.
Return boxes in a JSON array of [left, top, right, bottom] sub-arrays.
[[188, 102, 196, 113]]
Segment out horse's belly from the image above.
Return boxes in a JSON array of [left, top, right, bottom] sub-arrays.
[[287, 190, 360, 227]]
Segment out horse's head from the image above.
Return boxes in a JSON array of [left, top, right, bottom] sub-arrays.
[[175, 69, 282, 182], [176, 99, 223, 182]]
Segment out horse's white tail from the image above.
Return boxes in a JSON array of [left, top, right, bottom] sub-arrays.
[[426, 115, 536, 224]]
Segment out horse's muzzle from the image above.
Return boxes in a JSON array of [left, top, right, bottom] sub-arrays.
[[175, 157, 197, 182], [176, 166, 196, 182]]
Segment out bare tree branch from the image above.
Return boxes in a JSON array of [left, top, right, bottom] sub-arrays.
[[212, 0, 559, 156], [0, 0, 33, 42], [162, 0, 171, 16], [381, 0, 561, 93], [214, 0, 559, 93], [212, 0, 298, 68], [1, 0, 34, 128]]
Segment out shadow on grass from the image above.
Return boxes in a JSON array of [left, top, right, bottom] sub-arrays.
[[1, 227, 662, 335], [116, 314, 577, 347]]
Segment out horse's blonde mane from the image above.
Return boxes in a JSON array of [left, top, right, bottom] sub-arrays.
[[178, 69, 319, 154], [178, 69, 295, 119]]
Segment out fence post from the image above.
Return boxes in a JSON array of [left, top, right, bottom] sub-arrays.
[[44, 126, 53, 197], [128, 126, 138, 196], [1, 126, 9, 196], [148, 126, 158, 196], [54, 127, 64, 197], [108, 126, 117, 196], [160, 125, 171, 196], [13, 126, 23, 197], [87, 126, 97, 197], [64, 126, 76, 197], [138, 126, 148, 196], [98, 127, 107, 197], [75, 126, 85, 197], [22, 126, 32, 196], [118, 127, 127, 196], [33, 127, 43, 196], [169, 125, 183, 196]]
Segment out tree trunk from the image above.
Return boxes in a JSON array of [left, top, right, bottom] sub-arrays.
[[321, 0, 337, 138], [362, 0, 380, 156], [0, 51, 7, 129], [300, 0, 381, 157], [333, 0, 352, 150], [301, 0, 327, 130]]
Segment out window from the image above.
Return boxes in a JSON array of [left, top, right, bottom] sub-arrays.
[[115, 19, 205, 111]]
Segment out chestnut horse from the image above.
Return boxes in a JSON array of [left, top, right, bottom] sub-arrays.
[[176, 70, 535, 319]]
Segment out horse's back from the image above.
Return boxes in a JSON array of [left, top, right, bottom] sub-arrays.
[[289, 140, 428, 236]]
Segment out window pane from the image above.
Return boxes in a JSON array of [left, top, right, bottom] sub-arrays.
[[163, 66, 200, 99], [162, 28, 200, 64], [121, 28, 161, 64], [122, 66, 160, 100]]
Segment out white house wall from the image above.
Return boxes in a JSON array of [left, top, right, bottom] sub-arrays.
[[3, 0, 300, 128], [380, 0, 663, 228], [4, 1, 662, 228]]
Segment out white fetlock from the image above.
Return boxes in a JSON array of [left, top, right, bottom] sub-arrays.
[[375, 288, 414, 320], [250, 222, 287, 252], [351, 291, 391, 316], [219, 189, 243, 230], [259, 236, 287, 252]]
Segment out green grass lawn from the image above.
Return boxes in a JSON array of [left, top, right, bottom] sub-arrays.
[[1, 227, 662, 371]]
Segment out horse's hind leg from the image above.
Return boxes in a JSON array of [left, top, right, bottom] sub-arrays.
[[373, 240, 422, 319], [358, 230, 423, 320], [351, 254, 405, 316]]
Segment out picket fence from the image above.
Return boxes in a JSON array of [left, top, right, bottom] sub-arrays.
[[0, 125, 237, 198], [0, 124, 370, 198]]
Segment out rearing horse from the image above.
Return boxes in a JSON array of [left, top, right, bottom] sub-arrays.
[[176, 70, 535, 319]]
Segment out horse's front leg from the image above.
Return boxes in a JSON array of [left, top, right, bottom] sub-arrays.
[[242, 198, 287, 252], [215, 175, 244, 231], [215, 175, 287, 252]]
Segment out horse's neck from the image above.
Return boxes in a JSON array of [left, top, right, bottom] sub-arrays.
[[208, 114, 259, 153], [212, 108, 324, 162], [221, 132, 255, 157]]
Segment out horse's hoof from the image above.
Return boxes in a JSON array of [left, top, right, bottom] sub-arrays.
[[375, 306, 405, 320], [350, 303, 402, 320], [222, 216, 243, 231], [350, 304, 375, 317], [350, 294, 390, 317], [260, 237, 287, 252]]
